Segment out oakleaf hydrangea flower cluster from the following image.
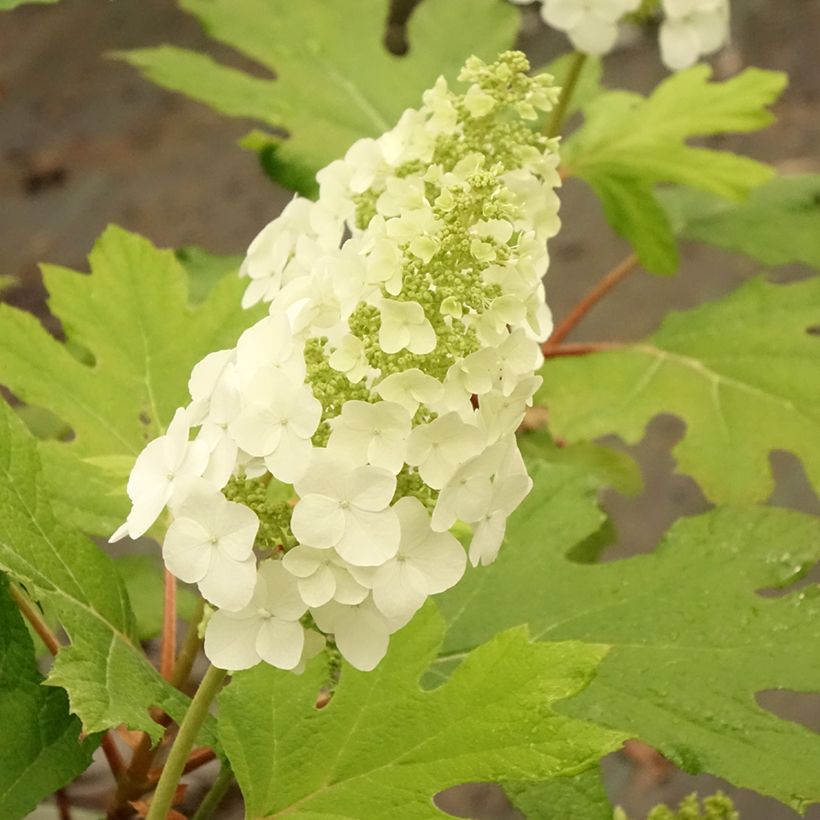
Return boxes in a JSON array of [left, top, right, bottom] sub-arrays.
[[512, 0, 730, 70], [112, 51, 561, 673]]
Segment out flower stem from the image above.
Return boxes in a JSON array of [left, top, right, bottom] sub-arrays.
[[543, 252, 639, 351], [146, 665, 228, 820], [190, 765, 234, 820], [160, 569, 177, 681], [546, 52, 587, 138]]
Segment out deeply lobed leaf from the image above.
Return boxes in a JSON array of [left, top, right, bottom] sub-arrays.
[[437, 461, 820, 810], [118, 0, 519, 194], [218, 606, 623, 819], [0, 402, 213, 744], [562, 66, 787, 274], [537, 274, 820, 503]]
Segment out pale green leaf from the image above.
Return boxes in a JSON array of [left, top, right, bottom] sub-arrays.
[[518, 430, 642, 497], [0, 226, 261, 535], [659, 175, 820, 270], [562, 66, 786, 273], [218, 605, 623, 819], [0, 576, 96, 818], [0, 402, 212, 744], [437, 461, 820, 810], [118, 0, 519, 194], [537, 275, 820, 503]]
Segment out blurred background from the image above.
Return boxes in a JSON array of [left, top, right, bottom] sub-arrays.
[[2, 0, 819, 817]]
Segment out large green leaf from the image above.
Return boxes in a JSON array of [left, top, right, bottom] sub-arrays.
[[437, 461, 820, 811], [0, 402, 212, 744], [659, 175, 820, 271], [562, 66, 786, 274], [218, 605, 623, 819], [118, 0, 519, 194], [537, 275, 820, 504], [0, 576, 96, 818], [0, 226, 259, 535]]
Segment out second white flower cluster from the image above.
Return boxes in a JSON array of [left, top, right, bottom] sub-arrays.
[[514, 0, 730, 70]]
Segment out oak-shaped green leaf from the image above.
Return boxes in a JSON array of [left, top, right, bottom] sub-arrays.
[[562, 66, 786, 274], [437, 461, 820, 810], [0, 402, 211, 744], [0, 576, 96, 818], [0, 226, 260, 535], [218, 605, 623, 819], [118, 0, 519, 195], [537, 275, 820, 503], [659, 175, 820, 271]]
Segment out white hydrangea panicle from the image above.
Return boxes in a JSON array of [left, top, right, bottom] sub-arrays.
[[113, 51, 561, 674]]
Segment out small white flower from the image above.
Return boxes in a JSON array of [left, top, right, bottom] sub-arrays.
[[496, 329, 545, 395], [478, 375, 542, 444], [378, 299, 437, 355], [204, 561, 310, 671], [405, 411, 486, 489], [431, 438, 514, 532], [163, 480, 258, 611], [469, 452, 532, 567], [228, 371, 322, 484], [328, 334, 370, 384], [365, 497, 466, 621], [327, 400, 411, 473], [291, 450, 400, 566], [110, 408, 209, 542], [374, 369, 444, 415], [365, 232, 404, 296], [235, 314, 305, 386], [311, 597, 396, 672], [282, 545, 369, 607]]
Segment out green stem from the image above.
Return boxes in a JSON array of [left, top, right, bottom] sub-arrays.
[[146, 665, 228, 820], [191, 765, 234, 820], [546, 52, 587, 138]]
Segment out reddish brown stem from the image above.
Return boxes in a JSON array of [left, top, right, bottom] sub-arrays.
[[145, 746, 216, 787], [161, 570, 177, 681], [542, 341, 625, 358], [55, 788, 72, 820], [9, 584, 125, 786], [9, 583, 60, 655], [544, 252, 639, 350], [101, 734, 127, 782]]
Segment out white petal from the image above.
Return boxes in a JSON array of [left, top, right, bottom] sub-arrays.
[[255, 618, 305, 670], [264, 429, 312, 484], [335, 507, 400, 567], [297, 564, 337, 608], [372, 561, 428, 621], [162, 518, 212, 583], [215, 502, 259, 560], [335, 605, 391, 671], [199, 552, 257, 612], [291, 495, 345, 548], [348, 466, 396, 511], [282, 544, 323, 578], [259, 560, 309, 621], [204, 611, 260, 671]]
